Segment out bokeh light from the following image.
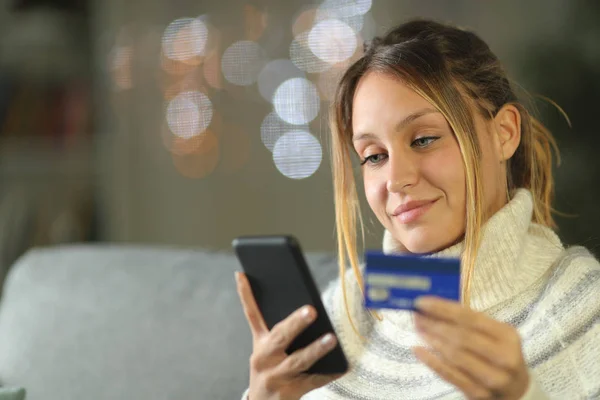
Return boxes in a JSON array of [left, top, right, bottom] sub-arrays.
[[221, 40, 265, 86], [317, 0, 372, 19], [308, 19, 357, 65], [171, 130, 220, 179], [109, 27, 134, 91], [244, 4, 268, 41], [162, 17, 209, 63], [162, 126, 209, 156], [162, 74, 206, 100], [158, 1, 374, 181], [292, 7, 318, 37], [290, 31, 331, 73], [273, 131, 322, 179], [339, 14, 364, 32], [161, 53, 197, 76], [314, 0, 373, 39], [110, 45, 133, 91], [204, 48, 223, 90], [261, 111, 308, 152], [257, 59, 305, 103], [272, 77, 320, 125], [166, 91, 213, 139]]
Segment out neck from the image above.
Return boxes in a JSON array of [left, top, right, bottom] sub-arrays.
[[382, 189, 563, 311]]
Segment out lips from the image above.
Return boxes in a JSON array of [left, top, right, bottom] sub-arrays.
[[391, 198, 439, 224]]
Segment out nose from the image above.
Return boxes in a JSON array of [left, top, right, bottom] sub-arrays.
[[386, 151, 419, 193]]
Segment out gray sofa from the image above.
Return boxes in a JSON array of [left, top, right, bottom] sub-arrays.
[[0, 244, 339, 400]]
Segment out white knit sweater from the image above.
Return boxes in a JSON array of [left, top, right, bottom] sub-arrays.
[[243, 189, 600, 399]]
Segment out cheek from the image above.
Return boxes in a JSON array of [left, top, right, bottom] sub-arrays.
[[421, 147, 466, 202], [363, 172, 387, 212]]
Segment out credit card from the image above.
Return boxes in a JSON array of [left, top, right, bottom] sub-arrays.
[[364, 251, 461, 311]]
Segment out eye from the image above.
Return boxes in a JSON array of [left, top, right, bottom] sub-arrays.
[[360, 153, 388, 166], [411, 136, 439, 148]]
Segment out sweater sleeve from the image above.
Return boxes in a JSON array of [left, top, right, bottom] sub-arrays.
[[519, 371, 549, 400]]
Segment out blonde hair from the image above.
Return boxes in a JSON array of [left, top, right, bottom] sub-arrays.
[[329, 19, 560, 335]]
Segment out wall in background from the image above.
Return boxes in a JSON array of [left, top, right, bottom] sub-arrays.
[[89, 0, 597, 254], [0, 0, 96, 283]]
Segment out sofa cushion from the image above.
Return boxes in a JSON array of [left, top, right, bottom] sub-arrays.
[[0, 244, 338, 400], [0, 387, 26, 400]]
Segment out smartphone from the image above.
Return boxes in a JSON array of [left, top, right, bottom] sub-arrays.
[[232, 235, 349, 375]]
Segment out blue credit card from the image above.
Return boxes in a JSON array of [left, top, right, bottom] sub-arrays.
[[364, 251, 461, 311]]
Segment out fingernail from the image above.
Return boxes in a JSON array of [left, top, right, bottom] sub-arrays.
[[414, 297, 431, 310], [234, 271, 240, 284], [421, 332, 440, 348], [321, 333, 334, 346], [302, 306, 313, 320]]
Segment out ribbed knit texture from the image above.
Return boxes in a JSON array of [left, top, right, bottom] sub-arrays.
[[305, 189, 600, 399]]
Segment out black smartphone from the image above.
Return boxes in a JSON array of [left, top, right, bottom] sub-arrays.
[[232, 234, 349, 375]]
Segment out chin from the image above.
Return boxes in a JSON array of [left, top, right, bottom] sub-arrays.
[[402, 240, 440, 255], [396, 227, 457, 255]]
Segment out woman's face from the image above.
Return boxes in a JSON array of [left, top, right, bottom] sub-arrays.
[[351, 72, 516, 253]]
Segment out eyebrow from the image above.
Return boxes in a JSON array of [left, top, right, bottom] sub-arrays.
[[352, 108, 441, 142]]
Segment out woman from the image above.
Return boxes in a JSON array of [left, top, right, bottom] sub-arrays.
[[236, 19, 600, 399]]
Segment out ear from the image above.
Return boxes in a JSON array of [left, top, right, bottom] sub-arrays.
[[492, 104, 521, 161]]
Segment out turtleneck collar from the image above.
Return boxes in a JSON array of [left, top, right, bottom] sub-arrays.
[[381, 189, 563, 311]]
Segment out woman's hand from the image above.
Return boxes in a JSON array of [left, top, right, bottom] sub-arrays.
[[412, 296, 530, 400], [235, 272, 345, 400]]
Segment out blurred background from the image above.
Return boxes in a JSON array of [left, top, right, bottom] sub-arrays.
[[0, 0, 598, 276]]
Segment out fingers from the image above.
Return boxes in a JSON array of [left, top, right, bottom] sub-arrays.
[[235, 272, 268, 338], [259, 304, 317, 356], [417, 329, 510, 390], [415, 296, 507, 340], [414, 300, 530, 399], [413, 346, 492, 399], [253, 331, 340, 395], [414, 313, 506, 366], [274, 332, 339, 377]]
